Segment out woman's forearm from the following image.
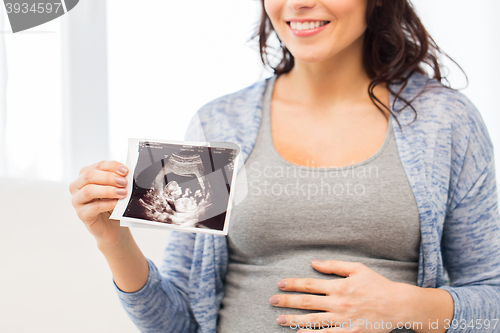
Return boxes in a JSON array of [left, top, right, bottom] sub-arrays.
[[97, 227, 150, 293], [402, 284, 454, 333]]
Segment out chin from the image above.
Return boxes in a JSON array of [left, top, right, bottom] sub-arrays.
[[289, 49, 330, 64]]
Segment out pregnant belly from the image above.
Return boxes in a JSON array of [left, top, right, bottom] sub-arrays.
[[217, 255, 418, 333]]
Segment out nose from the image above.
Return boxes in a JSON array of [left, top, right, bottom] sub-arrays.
[[287, 0, 316, 11]]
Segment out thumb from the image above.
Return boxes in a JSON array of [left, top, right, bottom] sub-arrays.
[[311, 259, 364, 277]]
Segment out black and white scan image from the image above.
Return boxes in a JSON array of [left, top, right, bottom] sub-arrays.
[[112, 139, 240, 235]]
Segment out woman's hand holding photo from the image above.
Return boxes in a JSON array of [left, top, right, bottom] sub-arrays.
[[69, 160, 129, 246], [69, 160, 150, 294]]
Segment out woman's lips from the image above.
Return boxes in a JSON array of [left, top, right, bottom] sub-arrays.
[[287, 21, 330, 37]]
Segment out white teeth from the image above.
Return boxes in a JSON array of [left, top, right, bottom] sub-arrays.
[[289, 21, 327, 31]]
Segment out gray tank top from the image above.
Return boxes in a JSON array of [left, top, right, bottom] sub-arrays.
[[217, 75, 421, 333]]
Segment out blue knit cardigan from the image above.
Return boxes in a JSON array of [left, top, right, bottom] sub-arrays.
[[115, 71, 500, 333]]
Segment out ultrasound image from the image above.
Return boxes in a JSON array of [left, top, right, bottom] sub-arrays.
[[123, 141, 237, 231]]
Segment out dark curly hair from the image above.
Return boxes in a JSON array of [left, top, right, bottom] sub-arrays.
[[251, 0, 467, 129]]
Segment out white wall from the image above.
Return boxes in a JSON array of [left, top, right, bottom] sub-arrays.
[[1, 9, 64, 181], [0, 178, 167, 332], [107, 0, 265, 162], [61, 0, 110, 180]]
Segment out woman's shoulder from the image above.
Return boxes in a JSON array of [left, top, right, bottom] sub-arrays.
[[397, 72, 493, 156], [402, 72, 487, 133], [402, 72, 494, 192]]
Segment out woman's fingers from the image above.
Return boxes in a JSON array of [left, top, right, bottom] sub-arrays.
[[277, 278, 332, 295], [269, 293, 330, 311], [72, 184, 127, 206], [79, 160, 128, 176], [68, 160, 129, 242], [312, 259, 365, 277], [69, 161, 128, 195], [77, 198, 119, 222], [71, 169, 128, 194]]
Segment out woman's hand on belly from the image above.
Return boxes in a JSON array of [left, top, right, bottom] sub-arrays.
[[268, 259, 452, 333]]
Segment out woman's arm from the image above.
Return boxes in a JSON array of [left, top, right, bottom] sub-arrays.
[[389, 100, 500, 332], [98, 227, 149, 293], [433, 94, 500, 333], [401, 285, 454, 333], [397, 152, 500, 332], [69, 160, 198, 333], [111, 109, 214, 332], [437, 153, 500, 333], [113, 230, 199, 333]]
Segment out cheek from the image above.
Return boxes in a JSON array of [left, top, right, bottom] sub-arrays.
[[327, 0, 367, 14], [328, 0, 368, 36], [264, 0, 283, 24]]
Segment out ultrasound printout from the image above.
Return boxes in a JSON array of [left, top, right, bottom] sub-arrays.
[[111, 139, 240, 235]]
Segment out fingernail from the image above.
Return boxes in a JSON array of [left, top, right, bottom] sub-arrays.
[[277, 281, 287, 289], [269, 296, 280, 305], [118, 165, 128, 175], [311, 260, 323, 265], [116, 188, 127, 196], [277, 315, 287, 325], [116, 177, 127, 186]]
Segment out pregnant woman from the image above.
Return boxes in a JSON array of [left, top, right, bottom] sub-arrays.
[[69, 0, 500, 332]]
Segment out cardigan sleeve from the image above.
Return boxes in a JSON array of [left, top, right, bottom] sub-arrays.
[[114, 253, 198, 333], [438, 101, 500, 332]]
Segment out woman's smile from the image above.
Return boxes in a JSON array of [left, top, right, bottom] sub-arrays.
[[286, 19, 331, 37]]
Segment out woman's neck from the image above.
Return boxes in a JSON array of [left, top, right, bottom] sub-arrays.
[[275, 34, 389, 115]]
